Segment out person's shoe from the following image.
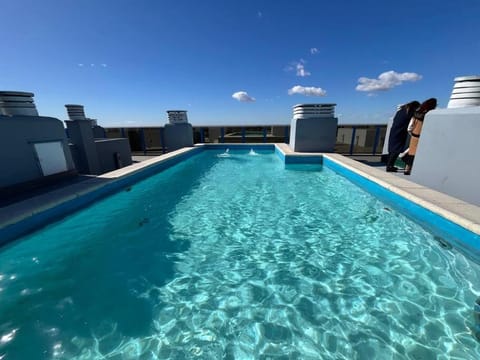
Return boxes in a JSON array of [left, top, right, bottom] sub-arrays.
[[386, 166, 398, 172], [404, 170, 411, 175]]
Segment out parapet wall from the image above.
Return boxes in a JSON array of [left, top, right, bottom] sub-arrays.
[[0, 115, 75, 188], [411, 107, 480, 206]]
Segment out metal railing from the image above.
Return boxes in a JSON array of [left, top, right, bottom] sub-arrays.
[[103, 124, 387, 156]]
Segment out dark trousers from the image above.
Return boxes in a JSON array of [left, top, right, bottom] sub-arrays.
[[386, 152, 400, 168]]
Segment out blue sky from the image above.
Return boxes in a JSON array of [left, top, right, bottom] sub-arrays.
[[1, 0, 479, 126]]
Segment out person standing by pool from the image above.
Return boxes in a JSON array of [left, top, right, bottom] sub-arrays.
[[403, 98, 437, 175], [386, 101, 420, 172]]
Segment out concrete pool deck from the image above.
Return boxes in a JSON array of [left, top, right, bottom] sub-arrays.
[[1, 144, 479, 246]]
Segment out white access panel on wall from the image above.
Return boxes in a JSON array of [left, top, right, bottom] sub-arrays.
[[34, 141, 68, 176]]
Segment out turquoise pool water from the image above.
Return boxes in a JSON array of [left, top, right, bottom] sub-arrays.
[[1, 149, 480, 359]]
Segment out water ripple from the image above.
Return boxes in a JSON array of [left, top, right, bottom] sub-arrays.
[[1, 151, 479, 359]]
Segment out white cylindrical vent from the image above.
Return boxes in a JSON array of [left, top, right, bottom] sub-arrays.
[[0, 91, 39, 116], [447, 76, 480, 108], [292, 104, 336, 119], [65, 104, 87, 120]]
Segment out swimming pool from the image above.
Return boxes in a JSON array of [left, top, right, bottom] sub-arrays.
[[1, 148, 480, 359]]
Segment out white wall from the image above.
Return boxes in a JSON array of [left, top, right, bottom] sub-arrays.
[[411, 107, 480, 206], [290, 117, 338, 152], [381, 119, 393, 155]]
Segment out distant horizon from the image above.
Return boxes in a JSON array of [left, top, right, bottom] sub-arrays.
[[99, 117, 391, 128], [42, 98, 453, 128], [41, 108, 392, 128], [2, 1, 479, 126]]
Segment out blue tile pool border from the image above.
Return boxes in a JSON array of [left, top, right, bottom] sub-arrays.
[[322, 156, 480, 260], [273, 144, 479, 258]]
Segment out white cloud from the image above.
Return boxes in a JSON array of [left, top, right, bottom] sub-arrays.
[[78, 63, 107, 68], [310, 47, 319, 54], [356, 70, 422, 92], [288, 85, 327, 97], [285, 59, 311, 77], [296, 61, 311, 77], [232, 91, 256, 102]]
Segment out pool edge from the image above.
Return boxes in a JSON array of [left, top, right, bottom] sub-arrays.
[[275, 145, 480, 257], [0, 147, 202, 246], [1, 144, 479, 255]]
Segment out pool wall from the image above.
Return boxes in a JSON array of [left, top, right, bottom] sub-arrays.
[[203, 143, 275, 151], [274, 143, 480, 260], [274, 145, 322, 164], [1, 143, 479, 259], [0, 146, 202, 246], [322, 155, 480, 260]]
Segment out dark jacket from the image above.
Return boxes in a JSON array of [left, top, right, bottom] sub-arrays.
[[388, 106, 412, 154]]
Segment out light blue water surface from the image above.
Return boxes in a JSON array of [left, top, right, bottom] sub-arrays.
[[1, 149, 480, 359]]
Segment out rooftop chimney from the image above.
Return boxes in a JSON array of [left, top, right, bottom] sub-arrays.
[[289, 103, 338, 152], [0, 91, 39, 116], [447, 75, 480, 108], [292, 103, 336, 119], [166, 110, 188, 124], [65, 104, 87, 120]]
